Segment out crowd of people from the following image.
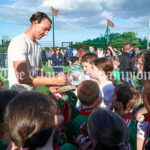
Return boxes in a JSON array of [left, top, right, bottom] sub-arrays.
[[0, 11, 150, 150], [41, 43, 141, 75]]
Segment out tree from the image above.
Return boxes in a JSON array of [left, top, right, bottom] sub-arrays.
[[83, 32, 143, 50], [72, 42, 88, 51], [140, 37, 147, 49], [0, 36, 10, 52], [110, 32, 141, 49]]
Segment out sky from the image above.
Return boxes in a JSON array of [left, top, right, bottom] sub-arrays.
[[0, 0, 150, 47]]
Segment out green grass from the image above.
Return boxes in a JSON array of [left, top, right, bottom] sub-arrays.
[[0, 65, 69, 93]]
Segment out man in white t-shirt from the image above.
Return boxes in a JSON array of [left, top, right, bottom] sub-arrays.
[[8, 12, 66, 92]]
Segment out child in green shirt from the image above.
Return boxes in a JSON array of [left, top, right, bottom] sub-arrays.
[[109, 56, 125, 85], [70, 80, 102, 143], [77, 108, 129, 150], [112, 84, 143, 150]]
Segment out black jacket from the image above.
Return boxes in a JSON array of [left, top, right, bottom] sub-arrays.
[[119, 52, 135, 72]]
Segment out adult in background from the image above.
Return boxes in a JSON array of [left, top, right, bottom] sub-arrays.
[[41, 48, 47, 65], [63, 49, 68, 58], [107, 45, 120, 56], [89, 45, 96, 54], [119, 42, 135, 73], [96, 48, 104, 58], [8, 12, 66, 92], [63, 49, 69, 66], [78, 49, 84, 58], [135, 47, 140, 55], [130, 47, 136, 60], [105, 46, 113, 57], [51, 47, 64, 75], [72, 48, 78, 57], [67, 46, 73, 65], [67, 46, 73, 58], [47, 48, 53, 67]]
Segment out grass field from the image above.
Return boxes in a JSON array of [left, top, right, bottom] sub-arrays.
[[0, 65, 69, 93]]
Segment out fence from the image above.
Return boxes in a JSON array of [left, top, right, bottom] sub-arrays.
[[0, 40, 74, 68], [0, 40, 8, 68]]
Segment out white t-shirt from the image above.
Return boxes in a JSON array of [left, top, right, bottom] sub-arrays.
[[72, 49, 78, 56], [137, 120, 150, 139], [8, 33, 42, 92], [97, 50, 104, 58], [99, 81, 115, 109]]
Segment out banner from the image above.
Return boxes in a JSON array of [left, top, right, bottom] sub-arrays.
[[51, 7, 59, 16], [107, 19, 114, 28]]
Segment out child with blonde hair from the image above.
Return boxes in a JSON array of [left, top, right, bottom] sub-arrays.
[[109, 56, 125, 85]]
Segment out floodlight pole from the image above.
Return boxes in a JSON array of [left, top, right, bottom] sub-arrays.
[[147, 17, 150, 49], [52, 14, 55, 49], [104, 25, 111, 44], [1, 40, 5, 67]]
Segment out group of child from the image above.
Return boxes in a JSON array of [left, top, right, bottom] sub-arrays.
[[0, 50, 150, 150]]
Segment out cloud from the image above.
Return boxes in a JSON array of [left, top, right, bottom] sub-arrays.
[[114, 16, 149, 35], [0, 0, 149, 40], [105, 0, 150, 18]]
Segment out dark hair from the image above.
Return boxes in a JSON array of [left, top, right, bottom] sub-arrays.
[[105, 45, 114, 56], [93, 57, 113, 73], [71, 56, 79, 64], [115, 84, 141, 112], [105, 48, 113, 56], [107, 44, 114, 49], [88, 108, 128, 150], [123, 42, 132, 52], [0, 90, 19, 134], [4, 92, 57, 150], [81, 52, 98, 64], [30, 12, 52, 24], [89, 45, 94, 47]]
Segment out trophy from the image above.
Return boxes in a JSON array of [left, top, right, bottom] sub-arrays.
[[57, 65, 85, 93]]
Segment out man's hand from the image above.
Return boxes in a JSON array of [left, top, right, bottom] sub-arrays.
[[55, 73, 67, 85]]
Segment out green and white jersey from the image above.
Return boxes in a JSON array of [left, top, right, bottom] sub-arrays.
[[54, 143, 76, 150], [71, 107, 97, 143], [122, 112, 137, 150], [49, 91, 79, 124], [132, 73, 143, 91], [136, 103, 150, 140], [59, 143, 76, 150], [47, 132, 76, 150], [112, 69, 126, 85]]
